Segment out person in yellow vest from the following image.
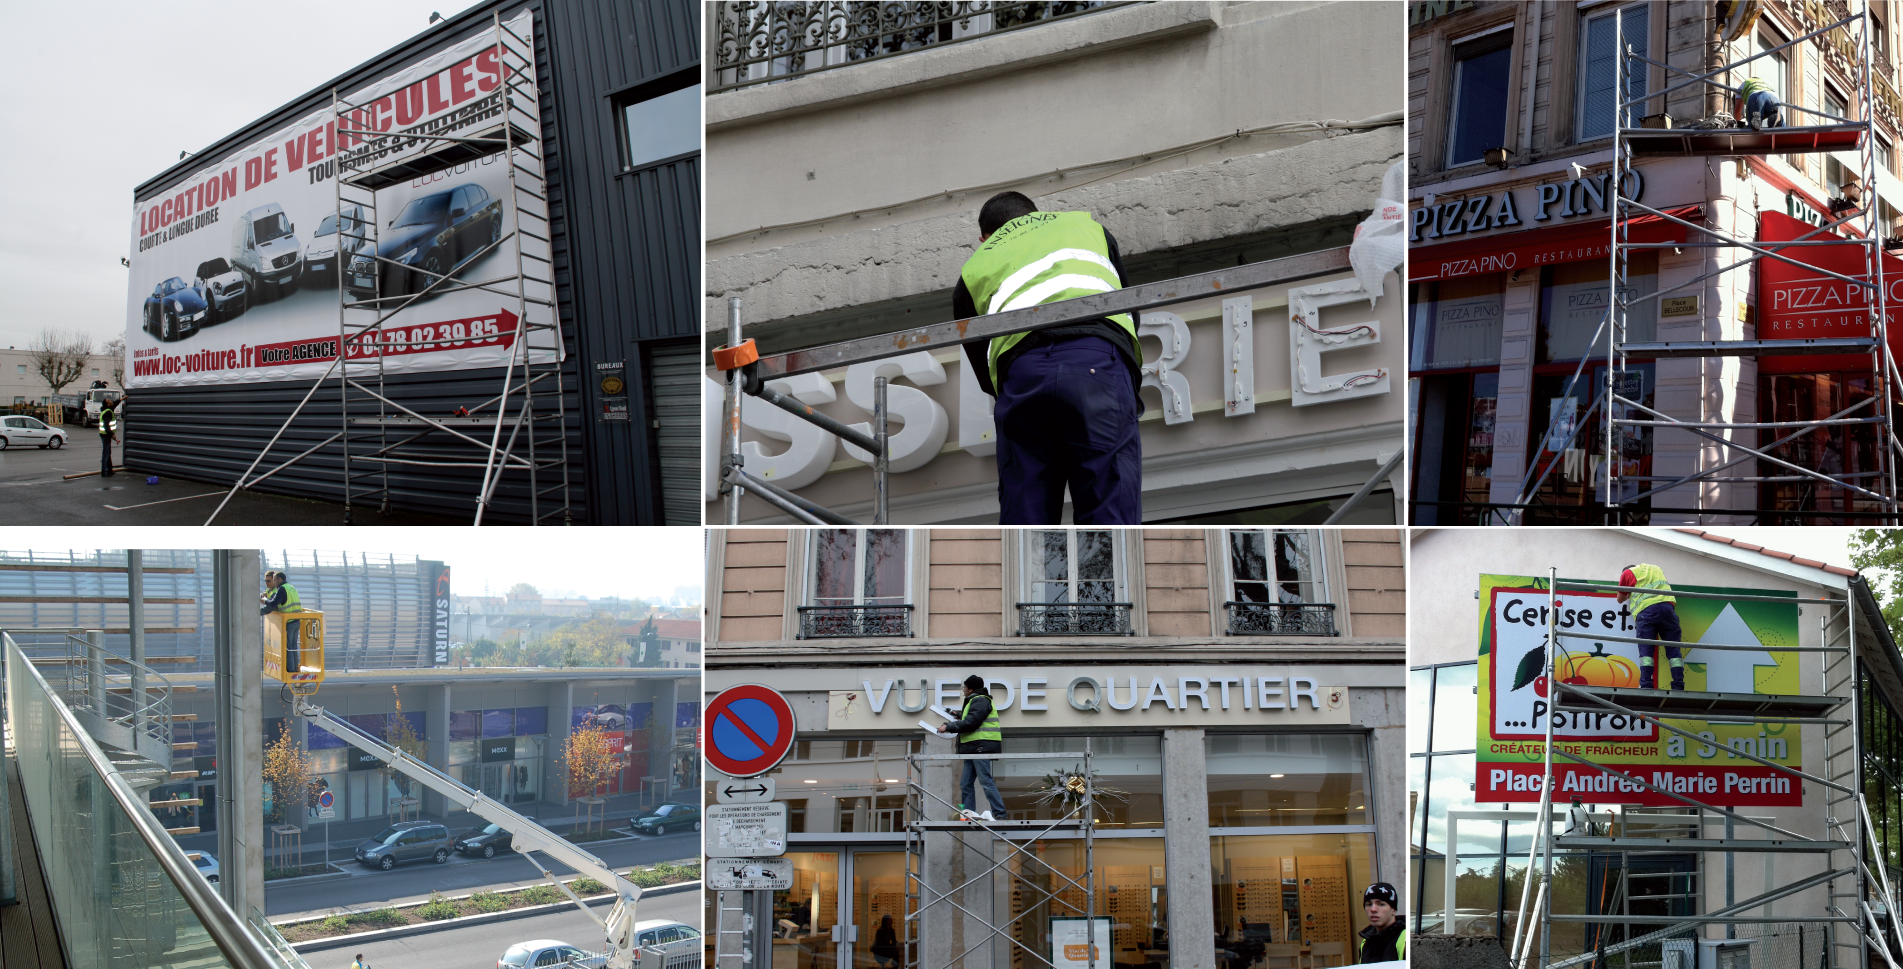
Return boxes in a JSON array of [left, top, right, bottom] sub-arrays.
[[98, 397, 120, 478], [956, 192, 1143, 524], [936, 675, 1006, 821], [260, 570, 306, 672], [1619, 563, 1682, 691], [1357, 882, 1405, 962]]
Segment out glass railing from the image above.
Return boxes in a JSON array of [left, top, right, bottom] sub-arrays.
[[4, 632, 304, 969]]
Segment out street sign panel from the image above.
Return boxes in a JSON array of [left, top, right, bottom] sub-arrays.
[[707, 856, 794, 890], [707, 802, 789, 857], [705, 684, 797, 778], [716, 776, 777, 804]]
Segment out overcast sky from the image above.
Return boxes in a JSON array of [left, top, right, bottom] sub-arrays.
[[0, 1, 483, 352]]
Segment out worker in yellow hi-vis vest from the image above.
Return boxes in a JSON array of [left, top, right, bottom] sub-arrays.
[[936, 675, 1006, 822], [1618, 563, 1682, 691], [260, 570, 306, 673], [956, 192, 1143, 524]]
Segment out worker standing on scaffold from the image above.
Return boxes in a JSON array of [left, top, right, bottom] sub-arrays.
[[1618, 563, 1682, 692], [260, 570, 306, 672]]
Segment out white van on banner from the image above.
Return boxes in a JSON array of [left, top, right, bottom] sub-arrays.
[[123, 10, 555, 389]]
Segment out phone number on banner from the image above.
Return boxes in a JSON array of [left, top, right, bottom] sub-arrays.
[[345, 313, 519, 360]]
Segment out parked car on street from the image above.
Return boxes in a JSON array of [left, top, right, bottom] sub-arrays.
[[192, 257, 247, 323], [0, 415, 65, 450], [142, 276, 210, 341], [190, 851, 219, 883], [353, 820, 453, 870], [498, 939, 605, 969], [349, 183, 502, 301], [628, 802, 699, 837], [455, 821, 515, 858]]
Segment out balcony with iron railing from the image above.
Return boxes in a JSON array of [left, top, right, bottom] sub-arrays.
[[1016, 602, 1133, 637], [797, 603, 915, 638], [1224, 601, 1338, 637], [711, 1, 1134, 92]]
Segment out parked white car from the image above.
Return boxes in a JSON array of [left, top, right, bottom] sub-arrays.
[[190, 851, 219, 883], [498, 924, 699, 969], [0, 415, 65, 449]]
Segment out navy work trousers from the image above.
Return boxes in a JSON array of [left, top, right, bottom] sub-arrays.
[[992, 337, 1142, 524], [99, 434, 114, 477], [1636, 602, 1682, 690], [960, 758, 1007, 817]]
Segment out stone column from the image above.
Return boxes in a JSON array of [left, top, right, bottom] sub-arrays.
[[651, 676, 679, 803], [918, 731, 968, 969], [1486, 274, 1541, 517], [548, 681, 573, 810], [213, 549, 264, 915], [425, 684, 451, 818], [1162, 729, 1214, 969], [1357, 687, 1407, 908]]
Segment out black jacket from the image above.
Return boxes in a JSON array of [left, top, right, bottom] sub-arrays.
[[1358, 921, 1404, 963], [943, 694, 1002, 755], [955, 228, 1141, 399], [260, 585, 287, 617]]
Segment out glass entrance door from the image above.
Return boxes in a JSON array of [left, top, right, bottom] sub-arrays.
[[848, 852, 910, 969], [772, 852, 841, 969]]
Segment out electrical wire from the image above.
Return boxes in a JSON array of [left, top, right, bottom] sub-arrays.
[[708, 111, 1403, 246]]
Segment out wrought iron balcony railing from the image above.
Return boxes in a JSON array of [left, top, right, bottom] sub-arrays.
[[712, 1, 1135, 93], [798, 604, 915, 638], [1016, 602, 1133, 637], [1225, 602, 1338, 637]]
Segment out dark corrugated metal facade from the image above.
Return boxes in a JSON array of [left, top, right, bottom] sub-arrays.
[[125, 0, 700, 525]]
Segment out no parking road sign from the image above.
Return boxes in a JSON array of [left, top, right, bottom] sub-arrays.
[[705, 683, 796, 778]]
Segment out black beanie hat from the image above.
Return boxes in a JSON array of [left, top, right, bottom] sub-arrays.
[[964, 674, 987, 693], [1363, 882, 1399, 908]]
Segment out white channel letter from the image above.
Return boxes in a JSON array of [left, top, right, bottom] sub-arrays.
[[738, 372, 838, 491], [1288, 278, 1390, 407], [1222, 296, 1256, 416], [988, 249, 1119, 314], [840, 351, 951, 472], [1138, 311, 1194, 425], [958, 353, 997, 456]]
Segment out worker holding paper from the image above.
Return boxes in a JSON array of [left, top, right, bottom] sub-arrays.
[[1618, 563, 1682, 691], [936, 675, 1007, 822]]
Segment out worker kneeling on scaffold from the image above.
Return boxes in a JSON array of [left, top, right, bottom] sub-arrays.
[[1618, 563, 1682, 692], [260, 570, 307, 672]]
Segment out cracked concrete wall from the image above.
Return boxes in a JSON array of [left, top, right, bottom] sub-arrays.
[[705, 127, 1402, 334], [705, 0, 1405, 333]]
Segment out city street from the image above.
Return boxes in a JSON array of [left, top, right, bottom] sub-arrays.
[[267, 831, 700, 919], [295, 883, 699, 969], [0, 441, 466, 525]]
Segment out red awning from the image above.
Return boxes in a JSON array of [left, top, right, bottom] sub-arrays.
[[1408, 205, 1705, 282]]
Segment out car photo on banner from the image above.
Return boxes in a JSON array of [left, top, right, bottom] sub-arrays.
[[122, 7, 554, 387]]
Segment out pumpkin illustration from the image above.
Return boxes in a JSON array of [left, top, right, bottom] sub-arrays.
[[1555, 643, 1639, 688]]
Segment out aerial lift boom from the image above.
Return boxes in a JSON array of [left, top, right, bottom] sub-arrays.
[[293, 698, 646, 968]]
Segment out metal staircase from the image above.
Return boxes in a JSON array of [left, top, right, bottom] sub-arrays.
[[15, 630, 198, 802], [1510, 573, 1899, 969]]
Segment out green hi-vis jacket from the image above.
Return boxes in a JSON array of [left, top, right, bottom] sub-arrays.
[[278, 584, 303, 613], [1626, 563, 1675, 616], [957, 211, 1140, 390], [957, 694, 1002, 745]]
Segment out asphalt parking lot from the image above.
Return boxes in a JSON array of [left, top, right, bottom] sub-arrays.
[[0, 437, 469, 526]]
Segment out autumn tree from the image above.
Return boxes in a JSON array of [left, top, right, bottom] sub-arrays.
[[261, 721, 319, 825], [28, 328, 93, 399], [564, 725, 624, 835], [508, 582, 539, 597], [102, 336, 126, 389]]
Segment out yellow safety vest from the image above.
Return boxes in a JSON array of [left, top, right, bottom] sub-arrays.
[[1626, 564, 1675, 616]]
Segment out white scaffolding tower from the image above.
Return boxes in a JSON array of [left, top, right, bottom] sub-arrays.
[[903, 750, 1098, 969], [1512, 573, 1902, 969], [206, 11, 568, 525], [1585, 5, 1901, 524]]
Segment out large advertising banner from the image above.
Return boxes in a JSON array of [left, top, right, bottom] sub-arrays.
[[124, 10, 553, 388], [1757, 208, 1903, 373], [1476, 573, 1802, 806]]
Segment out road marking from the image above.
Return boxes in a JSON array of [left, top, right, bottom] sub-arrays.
[[105, 492, 226, 511]]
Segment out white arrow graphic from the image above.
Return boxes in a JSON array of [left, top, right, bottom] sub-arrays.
[[1688, 603, 1778, 694]]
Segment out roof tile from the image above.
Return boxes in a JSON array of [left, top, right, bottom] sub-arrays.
[[1674, 529, 1855, 577]]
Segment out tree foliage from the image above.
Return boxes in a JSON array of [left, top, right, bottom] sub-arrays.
[[564, 725, 624, 799], [102, 337, 126, 389], [1852, 529, 1903, 644], [508, 582, 539, 597], [261, 721, 319, 825], [384, 686, 429, 799]]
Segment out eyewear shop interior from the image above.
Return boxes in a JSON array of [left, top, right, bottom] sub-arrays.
[[705, 733, 1376, 969]]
